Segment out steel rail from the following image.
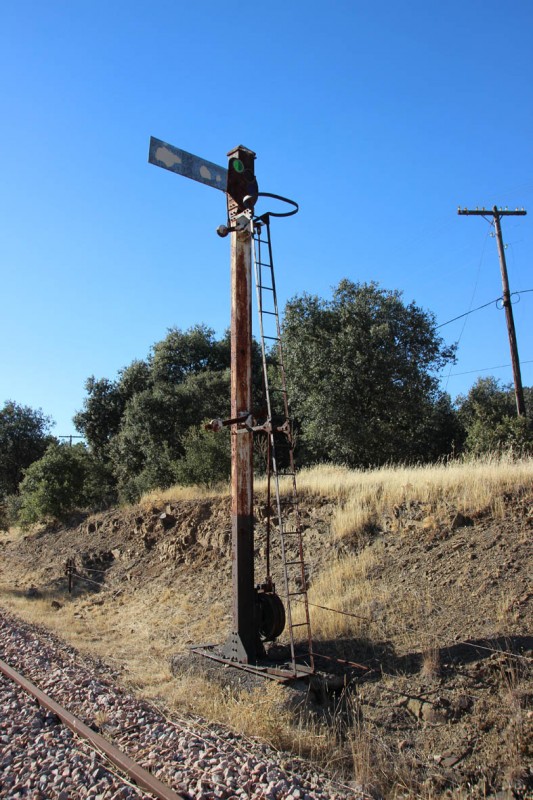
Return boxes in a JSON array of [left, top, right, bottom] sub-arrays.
[[0, 658, 185, 800]]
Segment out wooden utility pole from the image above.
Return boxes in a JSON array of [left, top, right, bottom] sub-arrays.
[[458, 206, 527, 416]]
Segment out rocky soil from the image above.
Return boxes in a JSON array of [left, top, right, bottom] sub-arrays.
[[0, 610, 362, 800]]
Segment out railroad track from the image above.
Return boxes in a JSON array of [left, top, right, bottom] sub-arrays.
[[0, 610, 359, 800], [0, 657, 184, 799]]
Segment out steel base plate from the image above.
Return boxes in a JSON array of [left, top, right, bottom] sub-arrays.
[[189, 644, 314, 683]]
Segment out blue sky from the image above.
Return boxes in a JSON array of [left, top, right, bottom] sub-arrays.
[[1, 1, 532, 437]]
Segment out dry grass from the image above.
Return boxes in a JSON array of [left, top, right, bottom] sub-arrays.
[[138, 482, 228, 509], [293, 546, 386, 641], [134, 454, 533, 651], [291, 454, 533, 541], [168, 672, 338, 765], [420, 644, 441, 679], [146, 454, 533, 545], [0, 578, 216, 696], [349, 722, 423, 800]]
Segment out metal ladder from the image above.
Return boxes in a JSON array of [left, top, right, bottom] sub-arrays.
[[252, 214, 314, 675]]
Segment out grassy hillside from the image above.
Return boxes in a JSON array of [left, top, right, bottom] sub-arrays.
[[0, 456, 531, 798]]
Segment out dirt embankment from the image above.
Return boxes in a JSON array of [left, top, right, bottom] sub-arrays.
[[0, 490, 531, 799]]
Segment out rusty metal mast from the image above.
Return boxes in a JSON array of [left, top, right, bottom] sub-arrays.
[[148, 138, 310, 674], [224, 146, 258, 662], [458, 206, 527, 416]]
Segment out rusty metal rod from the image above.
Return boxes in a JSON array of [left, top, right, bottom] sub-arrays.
[[0, 658, 185, 800], [224, 145, 257, 664], [309, 651, 372, 672]]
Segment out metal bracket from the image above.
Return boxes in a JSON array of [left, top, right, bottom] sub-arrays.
[[217, 212, 253, 238], [206, 416, 291, 436], [250, 419, 291, 436], [205, 413, 252, 432]]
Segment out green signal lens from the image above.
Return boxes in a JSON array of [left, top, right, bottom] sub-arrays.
[[232, 159, 244, 173]]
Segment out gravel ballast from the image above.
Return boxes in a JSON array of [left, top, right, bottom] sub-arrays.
[[0, 611, 363, 799]]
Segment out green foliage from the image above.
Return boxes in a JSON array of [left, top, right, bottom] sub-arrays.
[[17, 443, 115, 526], [0, 503, 8, 532], [73, 377, 125, 458], [150, 324, 230, 385], [0, 401, 55, 497], [457, 376, 515, 427], [71, 297, 533, 495], [456, 377, 533, 455], [117, 359, 152, 398], [174, 425, 231, 488], [116, 443, 178, 504], [73, 317, 276, 501], [2, 494, 24, 530], [282, 280, 457, 467]]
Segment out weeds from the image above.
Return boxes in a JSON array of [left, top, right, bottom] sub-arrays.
[[169, 672, 339, 767], [293, 547, 385, 641], [420, 645, 441, 679]]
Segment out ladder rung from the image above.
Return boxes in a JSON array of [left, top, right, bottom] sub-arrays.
[[290, 622, 310, 629], [260, 310, 277, 316], [263, 335, 280, 341], [288, 591, 306, 597], [257, 262, 273, 269], [257, 285, 274, 291], [285, 561, 306, 566]]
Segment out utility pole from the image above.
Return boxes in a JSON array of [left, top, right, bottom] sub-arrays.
[[58, 435, 84, 447], [458, 206, 527, 417]]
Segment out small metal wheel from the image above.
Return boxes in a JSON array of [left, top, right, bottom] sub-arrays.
[[256, 591, 286, 641]]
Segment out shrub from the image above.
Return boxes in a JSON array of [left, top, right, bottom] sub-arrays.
[[465, 415, 533, 456], [116, 444, 177, 504], [174, 425, 231, 488], [1, 494, 23, 530], [17, 443, 115, 526]]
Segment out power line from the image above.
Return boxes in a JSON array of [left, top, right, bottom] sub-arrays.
[[437, 296, 500, 329], [437, 288, 533, 329], [446, 359, 533, 378]]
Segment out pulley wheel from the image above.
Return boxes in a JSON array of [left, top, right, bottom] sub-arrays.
[[256, 591, 286, 641]]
